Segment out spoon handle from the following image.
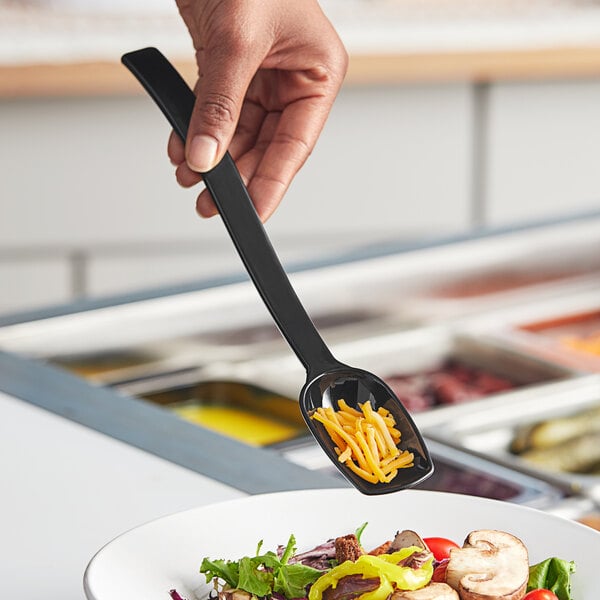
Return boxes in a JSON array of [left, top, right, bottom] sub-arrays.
[[122, 47, 338, 376]]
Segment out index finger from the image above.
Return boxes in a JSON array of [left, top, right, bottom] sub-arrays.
[[247, 94, 333, 220], [168, 129, 186, 165]]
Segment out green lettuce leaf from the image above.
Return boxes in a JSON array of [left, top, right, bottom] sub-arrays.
[[274, 563, 323, 599], [200, 557, 240, 588], [355, 523, 368, 547], [280, 534, 297, 565], [527, 557, 576, 600], [238, 556, 274, 597], [200, 534, 322, 599]]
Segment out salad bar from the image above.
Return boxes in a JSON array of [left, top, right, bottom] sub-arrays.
[[1, 214, 600, 522]]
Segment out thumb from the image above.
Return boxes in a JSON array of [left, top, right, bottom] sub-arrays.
[[186, 53, 254, 173]]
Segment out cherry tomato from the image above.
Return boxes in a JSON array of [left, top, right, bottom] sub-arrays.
[[423, 537, 460, 561], [523, 591, 559, 600], [431, 559, 448, 583]]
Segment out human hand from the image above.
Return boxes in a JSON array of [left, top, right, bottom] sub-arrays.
[[169, 0, 348, 221]]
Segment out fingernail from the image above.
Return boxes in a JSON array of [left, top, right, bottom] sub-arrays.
[[188, 134, 219, 173]]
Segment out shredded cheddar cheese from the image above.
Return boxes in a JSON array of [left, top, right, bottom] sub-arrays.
[[311, 399, 414, 484]]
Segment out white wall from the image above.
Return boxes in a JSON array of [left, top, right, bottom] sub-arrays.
[[485, 79, 600, 224]]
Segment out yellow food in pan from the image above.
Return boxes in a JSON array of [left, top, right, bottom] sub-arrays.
[[173, 404, 304, 446], [562, 331, 600, 357], [312, 400, 414, 484]]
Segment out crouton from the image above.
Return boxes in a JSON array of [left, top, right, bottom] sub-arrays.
[[335, 534, 363, 563]]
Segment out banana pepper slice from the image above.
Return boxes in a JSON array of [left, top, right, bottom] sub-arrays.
[[308, 547, 433, 600]]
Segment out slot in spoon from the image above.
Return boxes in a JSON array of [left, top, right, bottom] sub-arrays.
[[121, 47, 433, 495]]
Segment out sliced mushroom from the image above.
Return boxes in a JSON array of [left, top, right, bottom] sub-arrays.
[[219, 589, 253, 600], [445, 530, 529, 600], [389, 530, 428, 552], [391, 582, 459, 599]]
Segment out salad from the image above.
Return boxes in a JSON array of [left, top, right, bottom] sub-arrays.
[[170, 525, 576, 600]]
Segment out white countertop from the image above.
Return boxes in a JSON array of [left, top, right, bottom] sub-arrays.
[[0, 390, 246, 599]]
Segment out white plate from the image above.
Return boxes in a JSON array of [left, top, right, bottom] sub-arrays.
[[84, 489, 600, 600]]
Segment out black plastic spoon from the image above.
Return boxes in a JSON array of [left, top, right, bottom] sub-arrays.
[[121, 47, 433, 494]]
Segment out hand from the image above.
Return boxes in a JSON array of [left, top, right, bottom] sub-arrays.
[[169, 0, 348, 221]]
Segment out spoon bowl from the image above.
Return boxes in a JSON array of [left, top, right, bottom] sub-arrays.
[[301, 366, 433, 494], [121, 47, 434, 494]]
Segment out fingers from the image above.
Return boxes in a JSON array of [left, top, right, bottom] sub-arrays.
[[194, 91, 336, 222], [249, 97, 331, 221], [227, 98, 265, 162], [196, 189, 218, 218], [195, 113, 269, 218], [243, 10, 347, 220], [176, 163, 203, 188], [169, 97, 266, 193], [185, 36, 267, 174], [196, 109, 273, 219], [195, 101, 314, 221], [167, 130, 185, 166], [169, 131, 202, 187]]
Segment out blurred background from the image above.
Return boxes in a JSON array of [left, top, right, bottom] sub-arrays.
[[1, 0, 600, 315]]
